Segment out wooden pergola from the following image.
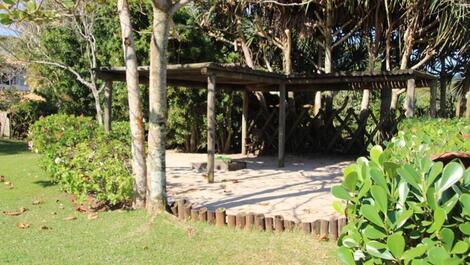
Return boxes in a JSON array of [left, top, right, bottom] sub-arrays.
[[95, 62, 436, 180]]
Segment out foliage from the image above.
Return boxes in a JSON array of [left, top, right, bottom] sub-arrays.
[[333, 123, 470, 264], [29, 114, 133, 205], [8, 99, 54, 139], [395, 119, 470, 162]]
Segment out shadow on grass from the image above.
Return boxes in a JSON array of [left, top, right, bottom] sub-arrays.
[[34, 180, 56, 188], [0, 139, 29, 155]]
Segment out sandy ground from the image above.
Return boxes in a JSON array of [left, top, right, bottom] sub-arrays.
[[166, 151, 353, 223]]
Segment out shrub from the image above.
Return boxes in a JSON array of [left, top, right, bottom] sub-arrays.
[[9, 100, 54, 139], [30, 115, 133, 206], [333, 140, 470, 264]]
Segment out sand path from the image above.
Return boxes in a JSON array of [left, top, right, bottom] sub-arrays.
[[166, 151, 353, 222]]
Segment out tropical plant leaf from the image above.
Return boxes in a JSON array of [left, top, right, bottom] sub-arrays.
[[338, 246, 356, 265], [387, 232, 405, 259], [371, 185, 388, 214], [332, 186, 352, 201], [435, 162, 464, 195], [360, 205, 384, 228]]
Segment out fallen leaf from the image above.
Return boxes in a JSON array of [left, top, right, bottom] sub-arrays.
[[3, 207, 28, 216], [257, 202, 270, 206], [143, 246, 149, 250], [76, 205, 88, 213], [16, 222, 30, 229], [40, 225, 50, 230], [0, 176, 5, 182], [64, 216, 77, 221], [32, 200, 42, 205], [87, 213, 98, 220], [4, 181, 10, 186], [51, 212, 57, 215], [58, 204, 64, 209]]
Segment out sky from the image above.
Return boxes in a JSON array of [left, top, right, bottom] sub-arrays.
[[0, 25, 19, 36]]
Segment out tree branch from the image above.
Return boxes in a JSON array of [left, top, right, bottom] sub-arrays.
[[169, 0, 193, 16], [32, 60, 95, 91]]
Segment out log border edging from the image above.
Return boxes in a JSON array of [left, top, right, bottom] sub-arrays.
[[171, 199, 347, 241]]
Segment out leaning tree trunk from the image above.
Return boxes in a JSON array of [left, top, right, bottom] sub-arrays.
[[118, 0, 147, 209], [91, 89, 103, 125], [147, 4, 171, 213]]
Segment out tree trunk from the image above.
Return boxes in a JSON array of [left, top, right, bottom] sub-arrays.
[[439, 56, 447, 117], [118, 0, 147, 209], [391, 26, 414, 111], [147, 3, 171, 213], [91, 89, 103, 125]]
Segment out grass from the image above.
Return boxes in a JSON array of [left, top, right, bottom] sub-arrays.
[[0, 139, 339, 265]]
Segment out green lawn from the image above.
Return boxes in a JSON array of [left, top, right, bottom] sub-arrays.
[[0, 139, 339, 265]]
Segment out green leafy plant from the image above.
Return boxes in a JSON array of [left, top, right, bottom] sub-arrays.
[[333, 143, 470, 264], [30, 115, 133, 206]]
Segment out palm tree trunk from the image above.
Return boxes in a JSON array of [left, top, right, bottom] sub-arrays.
[[118, 0, 147, 209]]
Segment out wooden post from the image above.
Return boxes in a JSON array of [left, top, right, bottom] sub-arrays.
[[320, 219, 329, 240], [278, 82, 286, 168], [207, 210, 216, 225], [430, 82, 437, 118], [265, 217, 274, 232], [301, 222, 311, 234], [199, 208, 208, 222], [284, 220, 294, 232], [329, 217, 338, 240], [254, 214, 265, 231], [245, 213, 254, 230], [241, 90, 249, 155], [183, 203, 192, 220], [404, 78, 416, 118], [380, 85, 392, 139], [191, 209, 199, 220], [207, 74, 216, 183], [274, 215, 284, 232], [227, 215, 237, 228], [215, 208, 226, 227], [104, 80, 113, 132], [236, 213, 246, 229], [312, 220, 321, 237], [177, 199, 186, 220]]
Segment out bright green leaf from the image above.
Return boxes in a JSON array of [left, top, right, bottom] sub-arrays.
[[371, 185, 388, 214], [332, 185, 352, 201], [439, 228, 454, 251], [427, 207, 446, 233], [401, 244, 427, 262], [451, 241, 468, 254], [338, 246, 356, 265], [435, 162, 464, 194], [387, 232, 405, 259], [363, 226, 386, 239], [459, 223, 470, 235], [370, 145, 383, 165], [360, 205, 384, 228]]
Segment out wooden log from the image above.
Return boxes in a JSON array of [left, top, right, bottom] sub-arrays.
[[254, 214, 265, 231], [236, 213, 246, 230], [329, 217, 339, 240], [190, 209, 199, 221], [301, 222, 311, 234], [278, 82, 286, 167], [207, 210, 216, 225], [338, 218, 347, 234], [183, 203, 192, 220], [207, 74, 216, 183], [284, 220, 294, 232], [241, 90, 248, 155], [199, 207, 208, 222], [227, 215, 236, 228], [274, 215, 284, 232], [215, 208, 226, 227], [177, 199, 186, 220], [320, 219, 329, 240], [265, 217, 274, 232], [312, 220, 320, 237], [245, 213, 254, 230], [169, 202, 178, 216]]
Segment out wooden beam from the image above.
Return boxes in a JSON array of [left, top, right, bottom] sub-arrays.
[[405, 78, 416, 118], [207, 74, 216, 183], [278, 82, 286, 168], [104, 80, 113, 132], [241, 90, 249, 155]]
